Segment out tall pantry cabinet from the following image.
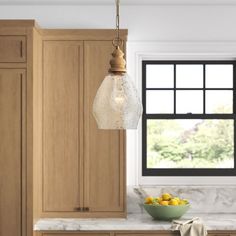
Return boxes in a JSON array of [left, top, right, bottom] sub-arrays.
[[0, 20, 41, 236], [36, 31, 127, 218], [0, 20, 127, 236]]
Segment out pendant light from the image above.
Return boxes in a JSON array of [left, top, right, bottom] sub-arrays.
[[93, 0, 143, 129]]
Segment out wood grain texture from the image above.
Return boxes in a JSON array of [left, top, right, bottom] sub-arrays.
[[0, 20, 37, 28], [83, 41, 126, 213], [116, 233, 178, 236], [33, 27, 43, 221], [0, 36, 26, 62], [41, 29, 127, 41], [33, 28, 127, 218], [0, 20, 35, 236], [43, 234, 110, 236], [42, 234, 110, 236], [32, 231, 236, 236], [26, 27, 35, 236], [0, 63, 27, 68], [0, 28, 27, 35], [0, 69, 25, 236], [43, 41, 83, 212], [116, 232, 236, 236]]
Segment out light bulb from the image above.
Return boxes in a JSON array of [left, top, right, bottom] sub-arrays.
[[93, 73, 143, 129], [109, 76, 127, 112]]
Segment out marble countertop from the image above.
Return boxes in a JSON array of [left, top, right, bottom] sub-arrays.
[[34, 213, 236, 231]]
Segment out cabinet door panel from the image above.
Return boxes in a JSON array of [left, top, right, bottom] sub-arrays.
[[116, 234, 178, 236], [43, 41, 83, 212], [84, 41, 125, 212], [0, 36, 26, 62], [0, 69, 25, 236], [209, 234, 234, 236], [43, 234, 109, 236]]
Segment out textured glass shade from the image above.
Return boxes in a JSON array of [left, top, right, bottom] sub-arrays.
[[93, 73, 143, 129]]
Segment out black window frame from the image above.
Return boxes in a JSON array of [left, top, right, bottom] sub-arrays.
[[142, 60, 236, 176]]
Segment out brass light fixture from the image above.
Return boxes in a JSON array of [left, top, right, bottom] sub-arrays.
[[93, 0, 143, 129]]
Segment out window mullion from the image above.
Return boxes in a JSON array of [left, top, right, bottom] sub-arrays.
[[174, 64, 176, 114], [233, 62, 236, 114], [203, 64, 206, 114]]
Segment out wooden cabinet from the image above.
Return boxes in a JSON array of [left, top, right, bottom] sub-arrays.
[[42, 41, 83, 212], [38, 37, 126, 218], [34, 231, 236, 236], [0, 21, 127, 229], [0, 36, 26, 62], [115, 232, 236, 236], [115, 233, 177, 236], [0, 20, 41, 236], [42, 234, 109, 236], [209, 234, 236, 236], [0, 69, 26, 236], [83, 41, 125, 213]]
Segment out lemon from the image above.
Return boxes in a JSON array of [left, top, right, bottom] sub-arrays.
[[169, 199, 179, 206], [153, 201, 160, 206], [160, 200, 169, 206], [155, 197, 162, 203], [145, 196, 154, 204], [179, 200, 187, 205], [172, 197, 181, 204], [183, 199, 189, 204], [162, 193, 172, 201]]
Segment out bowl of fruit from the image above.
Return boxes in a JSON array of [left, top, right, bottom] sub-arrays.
[[143, 193, 190, 221]]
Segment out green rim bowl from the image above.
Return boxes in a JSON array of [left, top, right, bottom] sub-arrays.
[[143, 203, 190, 221]]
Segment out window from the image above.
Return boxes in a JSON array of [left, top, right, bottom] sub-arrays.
[[142, 61, 236, 176]]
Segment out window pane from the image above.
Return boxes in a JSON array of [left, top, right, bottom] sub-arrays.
[[146, 65, 174, 88], [176, 65, 203, 88], [206, 90, 233, 114], [146, 90, 173, 114], [206, 65, 233, 88], [147, 119, 234, 169], [176, 90, 203, 114]]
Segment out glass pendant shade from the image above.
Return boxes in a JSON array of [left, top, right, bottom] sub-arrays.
[[92, 0, 142, 129], [93, 73, 143, 129]]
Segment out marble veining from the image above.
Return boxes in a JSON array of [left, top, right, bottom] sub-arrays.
[[127, 186, 236, 214], [35, 186, 236, 231], [34, 213, 236, 231]]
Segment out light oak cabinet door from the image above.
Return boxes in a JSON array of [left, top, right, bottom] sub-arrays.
[[116, 233, 178, 236], [83, 41, 125, 213], [42, 41, 83, 212], [209, 234, 235, 236], [42, 234, 109, 236], [41, 39, 126, 217], [0, 36, 26, 62], [0, 69, 25, 236]]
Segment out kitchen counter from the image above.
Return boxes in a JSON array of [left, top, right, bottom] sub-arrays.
[[34, 213, 236, 231]]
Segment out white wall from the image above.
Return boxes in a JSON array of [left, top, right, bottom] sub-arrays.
[[0, 4, 236, 41], [1, 1, 236, 185]]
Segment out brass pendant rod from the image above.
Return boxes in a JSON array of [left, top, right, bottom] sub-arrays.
[[116, 0, 120, 41], [109, 0, 126, 74]]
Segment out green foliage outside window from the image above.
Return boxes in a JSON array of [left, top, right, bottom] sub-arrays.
[[147, 117, 234, 169]]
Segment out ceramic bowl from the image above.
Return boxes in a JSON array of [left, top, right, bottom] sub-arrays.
[[143, 203, 190, 221]]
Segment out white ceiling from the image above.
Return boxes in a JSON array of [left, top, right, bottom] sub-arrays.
[[1, 0, 236, 5]]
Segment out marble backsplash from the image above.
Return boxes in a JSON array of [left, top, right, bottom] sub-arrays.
[[127, 186, 236, 214]]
